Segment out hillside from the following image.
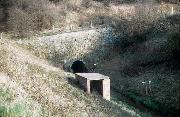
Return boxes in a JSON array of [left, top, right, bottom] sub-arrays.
[[0, 39, 141, 116], [95, 13, 180, 117], [1, 0, 179, 37], [0, 0, 180, 117]]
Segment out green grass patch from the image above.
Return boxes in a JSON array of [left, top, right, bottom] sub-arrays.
[[111, 88, 153, 117], [0, 88, 42, 117], [0, 88, 26, 117], [0, 103, 26, 117], [125, 90, 177, 116], [0, 89, 14, 102]]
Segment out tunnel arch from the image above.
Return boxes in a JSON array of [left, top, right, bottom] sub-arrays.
[[71, 60, 88, 73]]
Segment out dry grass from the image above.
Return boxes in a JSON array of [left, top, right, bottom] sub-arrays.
[[1, 0, 179, 38], [0, 39, 139, 117], [95, 13, 180, 116], [0, 74, 42, 117], [1, 0, 179, 116], [5, 0, 60, 37]]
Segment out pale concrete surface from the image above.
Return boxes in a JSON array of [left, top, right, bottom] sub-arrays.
[[102, 79, 110, 100], [76, 73, 109, 80], [75, 73, 110, 100]]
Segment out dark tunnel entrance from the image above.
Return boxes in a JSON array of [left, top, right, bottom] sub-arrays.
[[71, 60, 88, 73]]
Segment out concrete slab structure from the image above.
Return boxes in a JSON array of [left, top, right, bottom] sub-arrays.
[[75, 73, 110, 100]]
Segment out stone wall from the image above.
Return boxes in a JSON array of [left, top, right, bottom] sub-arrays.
[[16, 27, 117, 69]]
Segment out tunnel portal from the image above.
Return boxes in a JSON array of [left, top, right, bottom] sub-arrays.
[[71, 60, 88, 73]]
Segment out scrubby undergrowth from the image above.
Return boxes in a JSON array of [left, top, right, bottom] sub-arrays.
[[0, 39, 140, 117], [96, 13, 180, 117], [1, 0, 179, 37]]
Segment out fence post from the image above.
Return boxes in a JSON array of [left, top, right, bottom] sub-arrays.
[[0, 32, 2, 39], [90, 21, 93, 28], [171, 6, 174, 15], [52, 25, 55, 31]]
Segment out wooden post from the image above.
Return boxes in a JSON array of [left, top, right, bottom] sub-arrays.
[[148, 81, 151, 93], [171, 6, 174, 15], [145, 84, 148, 95], [90, 21, 93, 28], [52, 25, 55, 30], [0, 33, 2, 39]]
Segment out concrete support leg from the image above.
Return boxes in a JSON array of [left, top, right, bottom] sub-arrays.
[[86, 79, 90, 94], [102, 79, 110, 100], [76, 74, 91, 93]]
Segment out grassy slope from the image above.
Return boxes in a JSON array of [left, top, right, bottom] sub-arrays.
[[1, 1, 179, 117], [0, 39, 140, 117], [0, 74, 42, 117], [96, 14, 180, 116]]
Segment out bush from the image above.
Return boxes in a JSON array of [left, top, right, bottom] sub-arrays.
[[7, 7, 35, 37], [7, 0, 57, 37]]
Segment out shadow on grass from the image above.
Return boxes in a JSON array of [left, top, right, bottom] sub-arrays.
[[66, 77, 85, 91], [77, 13, 180, 117]]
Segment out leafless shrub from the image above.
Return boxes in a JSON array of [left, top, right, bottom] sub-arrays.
[[7, 0, 57, 37], [7, 7, 35, 37]]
